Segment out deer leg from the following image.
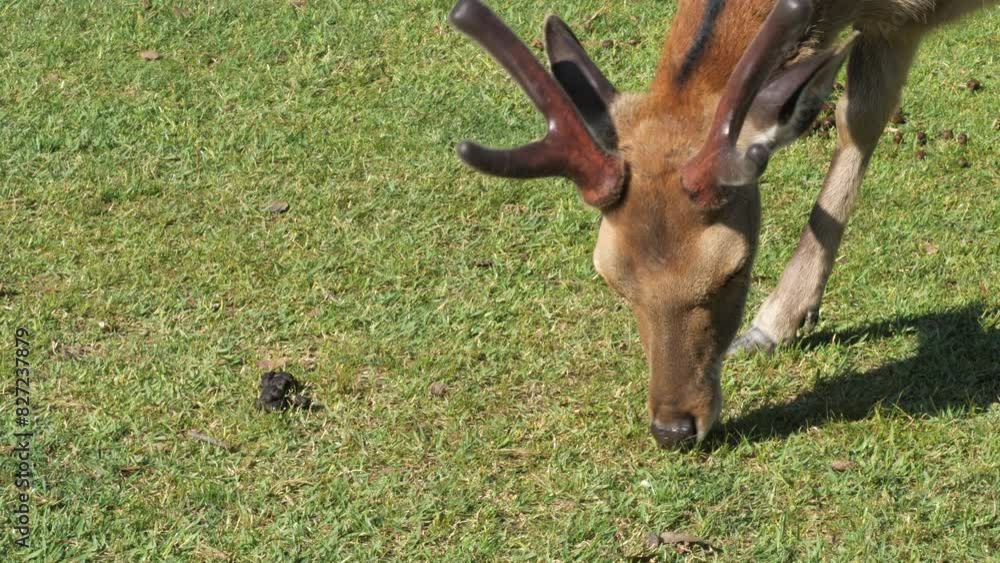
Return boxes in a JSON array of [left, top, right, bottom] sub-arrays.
[[731, 33, 922, 355]]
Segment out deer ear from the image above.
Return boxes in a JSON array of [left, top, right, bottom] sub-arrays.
[[741, 36, 856, 154], [544, 16, 619, 147]]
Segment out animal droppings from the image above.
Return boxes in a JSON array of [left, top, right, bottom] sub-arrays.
[[265, 200, 290, 214], [256, 370, 312, 412], [831, 460, 856, 471]]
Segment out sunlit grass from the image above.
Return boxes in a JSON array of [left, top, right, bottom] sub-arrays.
[[0, 1, 997, 560]]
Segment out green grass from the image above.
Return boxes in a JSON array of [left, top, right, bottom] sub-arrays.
[[1, 1, 997, 560]]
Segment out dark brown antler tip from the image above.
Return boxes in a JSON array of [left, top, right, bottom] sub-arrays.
[[448, 0, 479, 28], [455, 140, 476, 164], [456, 138, 566, 180], [778, 0, 813, 23]]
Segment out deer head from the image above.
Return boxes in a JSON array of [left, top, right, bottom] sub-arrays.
[[450, 0, 853, 447]]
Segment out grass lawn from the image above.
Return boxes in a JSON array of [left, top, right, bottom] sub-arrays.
[[1, 0, 997, 560]]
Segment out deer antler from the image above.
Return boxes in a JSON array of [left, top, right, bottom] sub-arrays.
[[450, 0, 625, 209], [681, 0, 815, 207]]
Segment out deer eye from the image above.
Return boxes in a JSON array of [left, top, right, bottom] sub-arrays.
[[720, 264, 749, 290]]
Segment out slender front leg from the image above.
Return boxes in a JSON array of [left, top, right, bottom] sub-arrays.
[[731, 33, 922, 354]]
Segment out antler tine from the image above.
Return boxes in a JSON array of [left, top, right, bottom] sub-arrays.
[[682, 0, 814, 205], [714, 0, 814, 148], [545, 15, 618, 110], [450, 0, 624, 209]]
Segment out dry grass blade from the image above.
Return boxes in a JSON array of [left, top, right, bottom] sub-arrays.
[[658, 531, 710, 546], [185, 430, 233, 451], [582, 5, 610, 30]]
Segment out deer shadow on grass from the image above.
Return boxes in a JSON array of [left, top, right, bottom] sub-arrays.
[[713, 303, 1000, 446]]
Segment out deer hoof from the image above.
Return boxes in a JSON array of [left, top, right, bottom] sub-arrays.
[[800, 308, 820, 335], [727, 326, 777, 357]]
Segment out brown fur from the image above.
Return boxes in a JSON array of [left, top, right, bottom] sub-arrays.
[[589, 0, 994, 443]]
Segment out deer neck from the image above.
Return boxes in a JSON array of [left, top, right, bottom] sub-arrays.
[[650, 0, 780, 112]]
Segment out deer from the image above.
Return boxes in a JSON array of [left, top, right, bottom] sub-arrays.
[[449, 0, 994, 448]]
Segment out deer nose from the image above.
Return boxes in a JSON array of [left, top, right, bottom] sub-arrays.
[[650, 416, 697, 448]]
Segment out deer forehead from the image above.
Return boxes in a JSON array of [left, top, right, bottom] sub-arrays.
[[611, 93, 720, 165]]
